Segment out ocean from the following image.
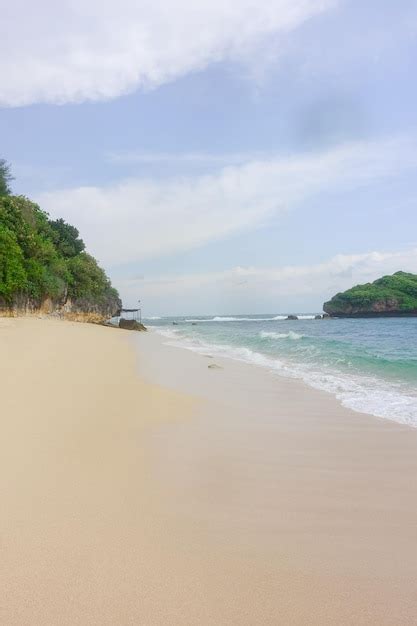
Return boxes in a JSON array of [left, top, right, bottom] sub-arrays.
[[143, 314, 417, 427]]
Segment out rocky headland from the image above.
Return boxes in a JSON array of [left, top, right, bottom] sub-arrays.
[[0, 195, 121, 323], [323, 271, 417, 317]]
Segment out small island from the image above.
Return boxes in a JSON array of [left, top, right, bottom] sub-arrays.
[[323, 271, 417, 317]]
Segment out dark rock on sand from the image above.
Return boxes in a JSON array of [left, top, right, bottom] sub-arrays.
[[119, 319, 147, 331]]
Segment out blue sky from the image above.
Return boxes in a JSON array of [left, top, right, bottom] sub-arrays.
[[1, 0, 417, 314]]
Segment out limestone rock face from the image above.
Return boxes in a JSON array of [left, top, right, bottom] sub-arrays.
[[62, 295, 122, 323], [0, 293, 122, 324]]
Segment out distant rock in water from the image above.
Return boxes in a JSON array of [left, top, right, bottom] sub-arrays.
[[286, 315, 298, 320], [323, 271, 417, 317], [314, 314, 322, 320]]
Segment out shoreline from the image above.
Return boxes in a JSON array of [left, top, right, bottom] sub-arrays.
[[148, 323, 417, 427], [1, 318, 417, 624], [133, 331, 417, 622], [134, 327, 417, 439]]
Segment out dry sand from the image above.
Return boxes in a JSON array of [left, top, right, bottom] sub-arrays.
[[1, 318, 417, 625]]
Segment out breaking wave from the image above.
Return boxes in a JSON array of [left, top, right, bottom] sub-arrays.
[[185, 315, 289, 322], [260, 331, 303, 340]]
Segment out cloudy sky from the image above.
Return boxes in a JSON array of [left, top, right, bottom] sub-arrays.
[[2, 0, 417, 314]]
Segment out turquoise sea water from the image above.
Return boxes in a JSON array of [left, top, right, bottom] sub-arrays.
[[144, 314, 417, 427]]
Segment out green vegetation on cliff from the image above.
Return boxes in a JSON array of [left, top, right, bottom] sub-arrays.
[[323, 272, 417, 317], [0, 162, 121, 317], [0, 159, 14, 196]]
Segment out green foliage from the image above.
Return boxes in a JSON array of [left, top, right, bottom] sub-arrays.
[[0, 159, 14, 196], [67, 252, 112, 299], [0, 225, 27, 301], [324, 272, 417, 315], [49, 218, 85, 258], [0, 193, 120, 312]]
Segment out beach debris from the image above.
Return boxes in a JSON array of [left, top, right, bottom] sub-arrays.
[[208, 363, 222, 369]]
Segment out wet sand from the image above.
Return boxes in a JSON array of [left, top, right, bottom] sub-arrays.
[[1, 318, 417, 625]]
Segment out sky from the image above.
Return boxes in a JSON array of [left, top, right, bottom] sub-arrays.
[[1, 0, 417, 315]]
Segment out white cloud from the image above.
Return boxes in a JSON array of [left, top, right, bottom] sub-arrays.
[[0, 0, 337, 107], [118, 247, 417, 313], [37, 136, 417, 266], [105, 150, 267, 166]]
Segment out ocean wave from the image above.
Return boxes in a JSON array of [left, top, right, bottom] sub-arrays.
[[153, 328, 417, 427], [185, 315, 289, 322], [212, 316, 241, 321], [260, 331, 303, 340], [153, 328, 180, 339], [143, 316, 162, 320]]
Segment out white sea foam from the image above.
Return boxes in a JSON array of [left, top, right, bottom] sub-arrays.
[[153, 327, 417, 427], [212, 316, 241, 321], [143, 316, 162, 320], [260, 331, 303, 340], [185, 315, 296, 322], [153, 327, 180, 339]]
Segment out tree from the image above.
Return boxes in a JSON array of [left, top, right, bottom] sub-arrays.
[[66, 252, 110, 298], [0, 159, 14, 196], [49, 217, 85, 258]]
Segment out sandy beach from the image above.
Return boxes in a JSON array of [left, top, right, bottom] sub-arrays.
[[1, 318, 417, 625]]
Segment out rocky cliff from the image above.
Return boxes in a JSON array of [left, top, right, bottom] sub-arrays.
[[0, 195, 121, 323], [323, 271, 417, 317]]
